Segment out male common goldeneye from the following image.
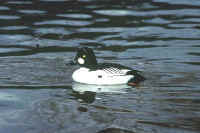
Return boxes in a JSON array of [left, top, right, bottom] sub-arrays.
[[72, 47, 145, 86]]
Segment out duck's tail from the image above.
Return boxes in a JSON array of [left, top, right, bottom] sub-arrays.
[[127, 70, 146, 86]]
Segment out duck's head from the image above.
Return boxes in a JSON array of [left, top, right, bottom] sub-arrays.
[[73, 47, 97, 67]]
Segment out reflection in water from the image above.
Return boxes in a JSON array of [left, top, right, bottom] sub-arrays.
[[71, 90, 96, 103], [72, 82, 131, 93], [97, 128, 135, 133], [71, 82, 132, 103]]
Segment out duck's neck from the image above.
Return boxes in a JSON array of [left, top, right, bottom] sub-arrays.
[[79, 61, 98, 69]]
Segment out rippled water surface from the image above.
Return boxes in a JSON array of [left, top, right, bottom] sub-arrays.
[[0, 0, 200, 133]]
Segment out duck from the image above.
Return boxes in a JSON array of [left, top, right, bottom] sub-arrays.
[[71, 47, 145, 86]]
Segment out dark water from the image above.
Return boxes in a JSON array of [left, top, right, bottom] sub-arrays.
[[0, 0, 200, 133]]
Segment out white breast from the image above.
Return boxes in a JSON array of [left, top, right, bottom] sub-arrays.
[[72, 67, 134, 85]]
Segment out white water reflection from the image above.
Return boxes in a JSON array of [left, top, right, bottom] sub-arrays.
[[0, 15, 20, 20], [0, 26, 28, 30], [0, 35, 33, 45], [95, 9, 200, 17], [7, 1, 32, 4], [144, 18, 171, 24], [0, 6, 10, 10], [34, 27, 72, 35], [0, 92, 19, 101], [94, 10, 134, 16], [72, 82, 131, 93], [57, 14, 92, 19], [0, 48, 26, 53], [18, 10, 47, 14], [153, 0, 200, 6]]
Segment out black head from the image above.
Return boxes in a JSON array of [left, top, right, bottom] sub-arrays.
[[74, 47, 97, 67]]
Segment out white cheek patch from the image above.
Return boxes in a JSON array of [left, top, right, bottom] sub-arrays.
[[78, 57, 85, 64]]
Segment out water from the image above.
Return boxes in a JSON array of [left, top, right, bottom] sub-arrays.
[[0, 0, 200, 132]]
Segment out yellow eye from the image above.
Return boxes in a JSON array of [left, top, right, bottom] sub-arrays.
[[82, 55, 86, 58]]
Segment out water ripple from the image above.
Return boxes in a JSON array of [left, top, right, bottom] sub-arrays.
[[169, 24, 199, 28], [57, 14, 92, 19], [0, 48, 26, 53], [0, 15, 20, 20], [0, 26, 28, 30], [78, 27, 134, 33], [7, 1, 32, 4], [94, 10, 134, 16], [34, 20, 92, 26], [0, 35, 33, 45], [18, 10, 46, 14], [144, 18, 171, 24], [94, 9, 200, 17], [34, 27, 72, 35], [0, 6, 10, 10], [40, 0, 67, 2], [178, 18, 200, 23], [154, 0, 200, 6]]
